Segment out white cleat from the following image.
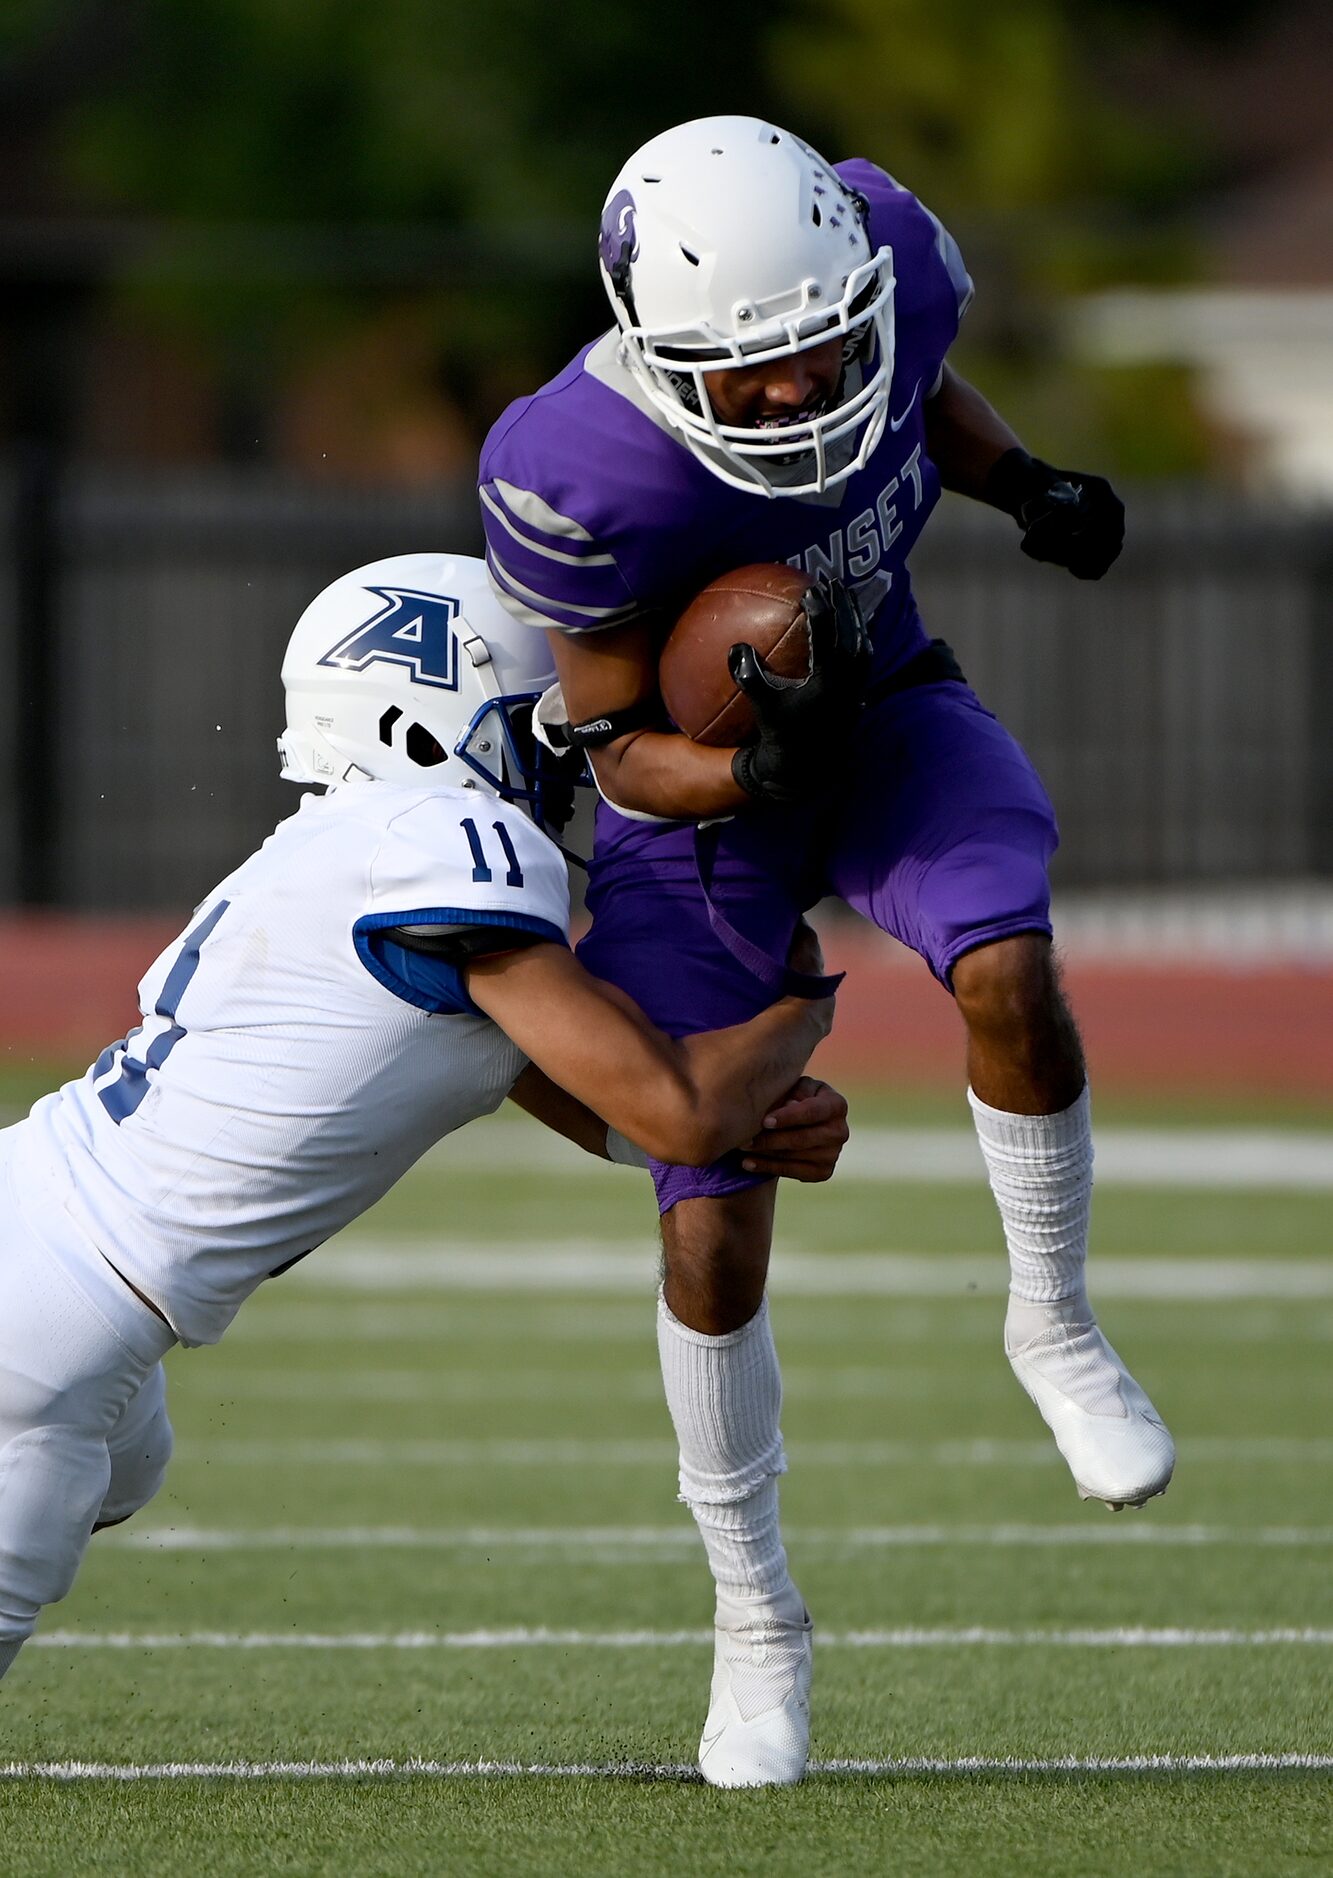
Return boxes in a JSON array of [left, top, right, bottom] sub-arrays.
[[698, 1582, 813, 1788], [1005, 1298, 1175, 1510]]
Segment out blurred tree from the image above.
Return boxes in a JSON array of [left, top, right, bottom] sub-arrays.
[[767, 0, 1235, 471], [0, 0, 1292, 475], [8, 0, 793, 460]]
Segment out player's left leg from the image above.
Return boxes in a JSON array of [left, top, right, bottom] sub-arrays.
[[0, 1215, 175, 1682], [828, 680, 1174, 1510], [952, 935, 1173, 1507]]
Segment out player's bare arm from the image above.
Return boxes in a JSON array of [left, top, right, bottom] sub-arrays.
[[548, 577, 871, 819], [548, 623, 748, 820], [507, 1063, 850, 1183], [923, 363, 1024, 497], [926, 364, 1125, 579], [464, 939, 833, 1168]]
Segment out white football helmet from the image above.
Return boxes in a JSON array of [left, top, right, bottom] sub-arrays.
[[278, 553, 585, 834], [598, 116, 895, 498]]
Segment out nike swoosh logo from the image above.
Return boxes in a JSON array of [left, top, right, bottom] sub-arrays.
[[889, 380, 921, 431]]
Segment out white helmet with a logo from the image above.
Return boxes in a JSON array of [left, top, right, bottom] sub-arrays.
[[598, 115, 895, 497], [278, 553, 581, 833]]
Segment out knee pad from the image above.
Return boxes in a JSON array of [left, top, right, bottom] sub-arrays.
[[98, 1365, 174, 1527], [0, 1423, 112, 1644]]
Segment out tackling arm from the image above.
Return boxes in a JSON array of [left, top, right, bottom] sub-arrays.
[[465, 941, 832, 1167], [506, 1063, 851, 1182], [506, 1062, 624, 1159]]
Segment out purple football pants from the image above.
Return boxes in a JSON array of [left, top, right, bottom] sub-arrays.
[[576, 681, 1059, 1211]]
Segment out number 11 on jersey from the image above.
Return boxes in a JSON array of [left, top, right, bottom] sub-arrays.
[[460, 817, 525, 888]]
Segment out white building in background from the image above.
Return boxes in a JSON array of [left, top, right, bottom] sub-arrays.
[[1074, 288, 1333, 497]]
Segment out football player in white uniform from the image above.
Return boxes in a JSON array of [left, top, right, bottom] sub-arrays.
[[0, 552, 847, 1691]]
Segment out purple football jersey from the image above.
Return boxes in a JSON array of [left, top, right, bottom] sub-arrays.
[[477, 160, 1058, 1220], [479, 163, 973, 683]]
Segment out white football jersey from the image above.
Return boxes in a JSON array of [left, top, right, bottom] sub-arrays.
[[9, 781, 570, 1345]]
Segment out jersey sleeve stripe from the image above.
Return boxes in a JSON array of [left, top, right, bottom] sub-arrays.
[[920, 204, 974, 321], [484, 541, 635, 616], [486, 477, 600, 544], [352, 909, 567, 1014], [485, 550, 642, 634], [480, 485, 618, 568], [480, 498, 638, 615], [359, 908, 567, 943]]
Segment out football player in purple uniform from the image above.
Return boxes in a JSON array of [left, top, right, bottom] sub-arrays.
[[479, 116, 1174, 1787]]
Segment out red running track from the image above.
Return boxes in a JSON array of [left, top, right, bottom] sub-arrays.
[[0, 914, 1329, 1100], [816, 927, 1333, 1099]]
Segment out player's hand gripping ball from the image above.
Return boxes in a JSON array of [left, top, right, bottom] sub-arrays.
[[659, 565, 872, 803]]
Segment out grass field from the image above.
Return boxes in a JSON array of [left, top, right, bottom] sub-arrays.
[[1, 1078, 1330, 1876]]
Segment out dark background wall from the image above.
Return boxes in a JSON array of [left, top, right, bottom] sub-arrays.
[[1, 463, 1326, 911]]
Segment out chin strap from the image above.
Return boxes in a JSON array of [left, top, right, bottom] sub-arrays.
[[694, 821, 843, 1001]]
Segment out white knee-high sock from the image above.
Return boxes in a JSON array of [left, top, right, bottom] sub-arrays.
[[968, 1083, 1094, 1317], [656, 1291, 791, 1608]]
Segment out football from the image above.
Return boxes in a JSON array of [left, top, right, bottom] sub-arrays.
[[659, 564, 815, 746]]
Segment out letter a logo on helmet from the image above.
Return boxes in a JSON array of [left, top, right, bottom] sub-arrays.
[[318, 588, 461, 691]]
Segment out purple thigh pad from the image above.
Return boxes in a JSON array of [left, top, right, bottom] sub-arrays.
[[576, 805, 815, 1212], [827, 683, 1059, 984], [576, 684, 1058, 1209]]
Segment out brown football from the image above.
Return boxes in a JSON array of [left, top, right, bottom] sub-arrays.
[[659, 564, 816, 747]]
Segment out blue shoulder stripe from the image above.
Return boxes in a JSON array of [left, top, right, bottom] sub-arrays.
[[353, 908, 566, 1015]]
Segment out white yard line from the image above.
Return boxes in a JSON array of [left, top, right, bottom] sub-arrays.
[[28, 1626, 1333, 1650], [230, 1368, 672, 1403], [2, 1753, 1329, 1781], [164, 1414, 1333, 1470], [231, 1364, 1328, 1399], [289, 1246, 1333, 1301], [235, 1303, 656, 1343], [233, 1303, 1333, 1345], [233, 1364, 968, 1402], [103, 1522, 1333, 1553], [170, 1435, 1333, 1469], [2, 1751, 1329, 1780], [425, 1122, 1333, 1190]]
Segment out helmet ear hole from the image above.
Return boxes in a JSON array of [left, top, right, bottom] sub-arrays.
[[405, 722, 447, 767], [378, 706, 402, 745]]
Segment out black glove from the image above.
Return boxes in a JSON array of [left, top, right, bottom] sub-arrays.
[[729, 577, 872, 803], [985, 447, 1125, 581]]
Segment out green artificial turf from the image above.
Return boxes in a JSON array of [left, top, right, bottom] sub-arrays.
[[1, 1109, 1329, 1874]]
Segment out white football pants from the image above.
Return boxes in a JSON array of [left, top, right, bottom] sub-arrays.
[[0, 1188, 175, 1680]]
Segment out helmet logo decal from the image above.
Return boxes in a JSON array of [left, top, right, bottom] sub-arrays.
[[318, 588, 461, 691], [599, 189, 639, 294]]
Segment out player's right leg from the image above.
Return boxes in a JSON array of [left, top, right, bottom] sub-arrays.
[[577, 807, 815, 1787], [0, 1206, 174, 1682]]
